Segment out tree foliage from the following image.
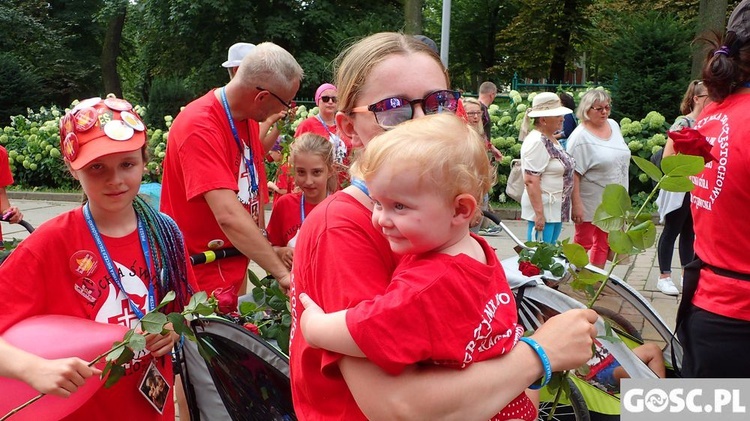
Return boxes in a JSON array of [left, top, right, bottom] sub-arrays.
[[609, 12, 692, 122]]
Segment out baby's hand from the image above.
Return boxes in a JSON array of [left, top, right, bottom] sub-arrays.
[[299, 293, 326, 348], [25, 357, 101, 397]]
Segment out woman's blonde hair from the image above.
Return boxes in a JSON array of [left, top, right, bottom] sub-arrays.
[[357, 113, 493, 204], [290, 133, 337, 194], [576, 90, 611, 122], [334, 32, 449, 114]]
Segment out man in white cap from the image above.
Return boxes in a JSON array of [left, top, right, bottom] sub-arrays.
[[222, 42, 255, 80]]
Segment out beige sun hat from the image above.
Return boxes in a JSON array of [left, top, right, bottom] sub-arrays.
[[527, 92, 573, 117]]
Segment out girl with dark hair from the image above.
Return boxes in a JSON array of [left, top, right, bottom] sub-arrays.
[[675, 0, 750, 377]]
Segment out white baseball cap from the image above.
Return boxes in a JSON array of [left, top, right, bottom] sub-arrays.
[[221, 42, 256, 68]]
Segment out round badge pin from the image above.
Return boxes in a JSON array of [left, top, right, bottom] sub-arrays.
[[60, 113, 75, 137], [104, 97, 133, 111], [62, 132, 79, 162], [120, 111, 145, 131], [103, 120, 135, 141], [72, 97, 102, 113], [69, 250, 99, 277], [74, 107, 98, 132], [207, 239, 225, 250]]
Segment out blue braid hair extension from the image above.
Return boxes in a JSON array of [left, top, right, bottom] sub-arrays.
[[133, 196, 193, 313]]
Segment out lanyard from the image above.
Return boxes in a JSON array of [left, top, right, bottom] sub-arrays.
[[220, 87, 258, 194], [83, 204, 155, 319], [316, 114, 342, 151], [350, 178, 370, 197], [300, 194, 307, 223]]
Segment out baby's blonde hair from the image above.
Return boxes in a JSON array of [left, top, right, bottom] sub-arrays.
[[357, 113, 493, 203]]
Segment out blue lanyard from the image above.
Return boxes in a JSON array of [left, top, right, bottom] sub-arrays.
[[300, 194, 306, 223], [316, 114, 342, 150], [220, 87, 258, 194], [350, 178, 370, 197], [83, 204, 155, 320]]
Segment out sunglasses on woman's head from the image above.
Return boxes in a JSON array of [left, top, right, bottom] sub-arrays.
[[351, 90, 460, 129], [320, 96, 337, 103]]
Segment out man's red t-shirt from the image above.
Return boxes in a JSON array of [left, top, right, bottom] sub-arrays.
[[161, 90, 266, 295], [689, 94, 750, 320], [274, 162, 295, 199]]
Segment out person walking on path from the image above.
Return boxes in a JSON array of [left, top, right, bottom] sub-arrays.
[[652, 80, 707, 296]]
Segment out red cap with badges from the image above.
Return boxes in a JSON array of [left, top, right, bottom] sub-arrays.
[[59, 95, 146, 170]]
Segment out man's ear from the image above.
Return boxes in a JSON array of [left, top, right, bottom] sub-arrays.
[[336, 111, 362, 148], [452, 193, 478, 225]]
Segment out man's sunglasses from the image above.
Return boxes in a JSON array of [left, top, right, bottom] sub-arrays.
[[351, 90, 460, 129], [320, 96, 337, 103]]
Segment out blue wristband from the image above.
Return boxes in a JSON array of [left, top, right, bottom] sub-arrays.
[[519, 337, 552, 390]]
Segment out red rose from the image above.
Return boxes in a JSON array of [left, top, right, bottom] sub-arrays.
[[243, 322, 260, 335], [519, 261, 541, 277], [211, 286, 238, 314], [668, 128, 716, 163]]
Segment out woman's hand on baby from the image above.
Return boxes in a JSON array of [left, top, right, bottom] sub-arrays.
[[530, 308, 597, 372], [24, 357, 101, 397]]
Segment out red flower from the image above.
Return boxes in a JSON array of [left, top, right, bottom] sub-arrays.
[[211, 286, 238, 314], [243, 322, 260, 335], [668, 128, 716, 163], [519, 261, 541, 277]]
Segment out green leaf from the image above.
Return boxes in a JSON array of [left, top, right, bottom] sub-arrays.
[[550, 262, 565, 277], [168, 313, 191, 337], [247, 269, 263, 288], [276, 328, 290, 355], [627, 220, 656, 250], [660, 176, 695, 192], [114, 346, 135, 366], [576, 269, 607, 286], [104, 365, 126, 388], [592, 206, 625, 232], [141, 312, 168, 334], [608, 231, 635, 255], [194, 302, 216, 316], [185, 291, 208, 312], [562, 242, 589, 268], [252, 287, 265, 304], [662, 154, 705, 176], [128, 334, 147, 353], [577, 363, 591, 376], [599, 184, 631, 218], [239, 300, 260, 316], [106, 343, 126, 362], [155, 291, 176, 311], [632, 155, 663, 182]]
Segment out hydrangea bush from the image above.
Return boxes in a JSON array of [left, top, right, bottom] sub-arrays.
[[487, 88, 670, 206], [2, 97, 670, 207]]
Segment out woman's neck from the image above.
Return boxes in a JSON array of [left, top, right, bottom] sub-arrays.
[[87, 202, 137, 237], [538, 127, 558, 142], [319, 111, 336, 126], [304, 191, 327, 205]]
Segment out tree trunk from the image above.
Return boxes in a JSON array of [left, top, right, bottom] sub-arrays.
[[549, 0, 578, 84], [101, 4, 126, 98], [404, 0, 423, 34], [692, 0, 728, 79]]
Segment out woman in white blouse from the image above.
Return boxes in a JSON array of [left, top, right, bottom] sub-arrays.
[[519, 92, 575, 243], [567, 90, 631, 267]]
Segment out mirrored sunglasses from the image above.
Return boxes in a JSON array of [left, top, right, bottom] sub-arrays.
[[351, 90, 460, 129]]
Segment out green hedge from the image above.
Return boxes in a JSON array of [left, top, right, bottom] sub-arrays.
[[1, 95, 669, 208]]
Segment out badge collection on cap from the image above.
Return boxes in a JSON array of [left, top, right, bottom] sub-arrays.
[[59, 95, 145, 163]]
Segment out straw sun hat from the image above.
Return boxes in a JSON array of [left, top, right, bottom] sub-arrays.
[[527, 92, 572, 117]]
